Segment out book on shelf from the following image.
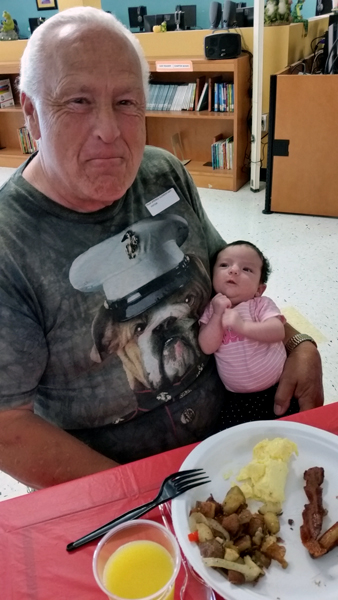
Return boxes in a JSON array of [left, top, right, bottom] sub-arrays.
[[208, 76, 221, 112], [214, 83, 220, 113], [188, 83, 197, 110], [196, 82, 208, 111], [181, 84, 192, 111], [163, 85, 177, 111], [160, 85, 172, 111], [146, 84, 156, 111], [17, 126, 38, 154], [0, 78, 14, 108], [150, 84, 163, 111], [173, 84, 188, 111], [194, 75, 206, 110], [211, 134, 233, 170], [156, 84, 169, 111]]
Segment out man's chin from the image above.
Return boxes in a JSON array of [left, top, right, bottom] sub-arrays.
[[85, 175, 130, 204]]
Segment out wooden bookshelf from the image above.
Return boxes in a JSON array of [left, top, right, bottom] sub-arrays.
[[0, 68, 26, 167], [146, 55, 251, 191]]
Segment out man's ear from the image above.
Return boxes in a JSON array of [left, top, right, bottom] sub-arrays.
[[255, 283, 266, 297], [21, 92, 41, 140]]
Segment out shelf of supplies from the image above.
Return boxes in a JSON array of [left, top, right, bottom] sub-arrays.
[[146, 111, 235, 119]]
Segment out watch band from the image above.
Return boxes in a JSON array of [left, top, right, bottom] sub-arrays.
[[285, 333, 317, 355]]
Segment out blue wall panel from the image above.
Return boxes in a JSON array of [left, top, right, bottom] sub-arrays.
[[0, 0, 317, 41]]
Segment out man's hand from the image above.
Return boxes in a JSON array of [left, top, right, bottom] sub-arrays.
[[274, 342, 324, 415], [211, 293, 232, 315]]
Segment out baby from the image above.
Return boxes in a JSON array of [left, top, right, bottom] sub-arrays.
[[199, 240, 298, 425]]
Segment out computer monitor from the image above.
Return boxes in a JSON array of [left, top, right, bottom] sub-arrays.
[[128, 6, 147, 31], [235, 6, 254, 27], [144, 14, 164, 32], [29, 17, 46, 35], [315, 0, 333, 16], [176, 5, 197, 29], [163, 14, 177, 31]]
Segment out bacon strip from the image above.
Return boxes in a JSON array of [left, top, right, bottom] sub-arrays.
[[300, 466, 338, 558]]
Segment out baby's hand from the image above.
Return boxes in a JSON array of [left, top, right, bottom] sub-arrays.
[[222, 308, 244, 334], [211, 293, 232, 315]]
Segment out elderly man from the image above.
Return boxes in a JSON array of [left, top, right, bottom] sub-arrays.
[[0, 8, 323, 489]]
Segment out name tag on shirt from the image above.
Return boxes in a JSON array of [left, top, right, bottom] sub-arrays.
[[146, 188, 180, 216]]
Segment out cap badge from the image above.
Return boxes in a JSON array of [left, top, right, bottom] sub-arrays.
[[122, 230, 139, 260]]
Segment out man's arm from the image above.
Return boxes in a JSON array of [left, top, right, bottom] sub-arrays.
[[274, 322, 324, 415], [0, 407, 118, 489]]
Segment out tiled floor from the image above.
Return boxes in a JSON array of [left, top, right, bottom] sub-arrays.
[[0, 168, 337, 501]]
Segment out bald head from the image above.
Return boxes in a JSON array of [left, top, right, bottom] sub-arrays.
[[19, 7, 149, 105]]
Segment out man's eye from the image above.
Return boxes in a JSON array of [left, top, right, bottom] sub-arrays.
[[243, 267, 252, 273], [71, 98, 89, 105], [220, 262, 228, 267]]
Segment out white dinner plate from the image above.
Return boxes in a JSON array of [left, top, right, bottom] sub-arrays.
[[171, 420, 338, 600]]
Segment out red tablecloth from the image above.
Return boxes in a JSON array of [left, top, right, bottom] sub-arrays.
[[1, 403, 338, 599]]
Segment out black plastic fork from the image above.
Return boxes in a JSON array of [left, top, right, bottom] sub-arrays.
[[67, 468, 210, 551]]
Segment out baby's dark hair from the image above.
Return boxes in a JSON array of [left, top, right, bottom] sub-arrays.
[[212, 240, 271, 284]]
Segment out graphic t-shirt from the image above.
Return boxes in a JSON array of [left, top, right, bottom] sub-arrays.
[[0, 147, 225, 447], [200, 296, 287, 393]]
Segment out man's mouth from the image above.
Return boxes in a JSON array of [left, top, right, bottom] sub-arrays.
[[226, 279, 236, 285]]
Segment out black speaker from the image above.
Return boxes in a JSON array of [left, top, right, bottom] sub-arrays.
[[223, 1, 237, 28], [209, 1, 222, 28], [204, 32, 241, 60]]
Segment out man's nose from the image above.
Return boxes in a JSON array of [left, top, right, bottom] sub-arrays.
[[94, 104, 120, 143]]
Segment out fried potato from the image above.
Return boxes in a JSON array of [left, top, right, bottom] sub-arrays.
[[263, 511, 280, 535], [222, 486, 246, 516], [261, 539, 288, 569], [258, 501, 282, 515]]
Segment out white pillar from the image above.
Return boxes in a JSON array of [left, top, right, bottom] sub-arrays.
[[250, 0, 264, 192]]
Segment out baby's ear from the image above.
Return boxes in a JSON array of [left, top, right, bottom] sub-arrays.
[[254, 283, 266, 297]]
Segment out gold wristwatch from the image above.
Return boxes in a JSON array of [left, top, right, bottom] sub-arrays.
[[285, 333, 317, 355]]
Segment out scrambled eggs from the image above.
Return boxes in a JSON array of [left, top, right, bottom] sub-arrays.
[[236, 438, 298, 503]]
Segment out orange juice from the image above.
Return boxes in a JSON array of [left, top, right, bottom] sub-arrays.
[[103, 539, 175, 599]]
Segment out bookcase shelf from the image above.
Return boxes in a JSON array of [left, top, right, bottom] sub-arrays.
[[0, 55, 250, 190], [146, 111, 235, 120], [146, 54, 250, 192], [0, 147, 26, 168]]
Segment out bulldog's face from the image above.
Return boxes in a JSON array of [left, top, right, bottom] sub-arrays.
[[90, 255, 211, 392]]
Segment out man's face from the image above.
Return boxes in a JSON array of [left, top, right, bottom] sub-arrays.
[[213, 245, 266, 306], [28, 25, 146, 212]]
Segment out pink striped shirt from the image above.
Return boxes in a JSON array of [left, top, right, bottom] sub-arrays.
[[200, 296, 286, 393]]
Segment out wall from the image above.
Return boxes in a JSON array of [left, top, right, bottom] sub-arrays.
[[0, 0, 318, 40]]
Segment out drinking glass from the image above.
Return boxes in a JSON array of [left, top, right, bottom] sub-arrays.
[[92, 519, 181, 600]]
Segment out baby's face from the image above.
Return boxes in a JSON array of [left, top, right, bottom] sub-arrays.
[[213, 245, 266, 306]]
